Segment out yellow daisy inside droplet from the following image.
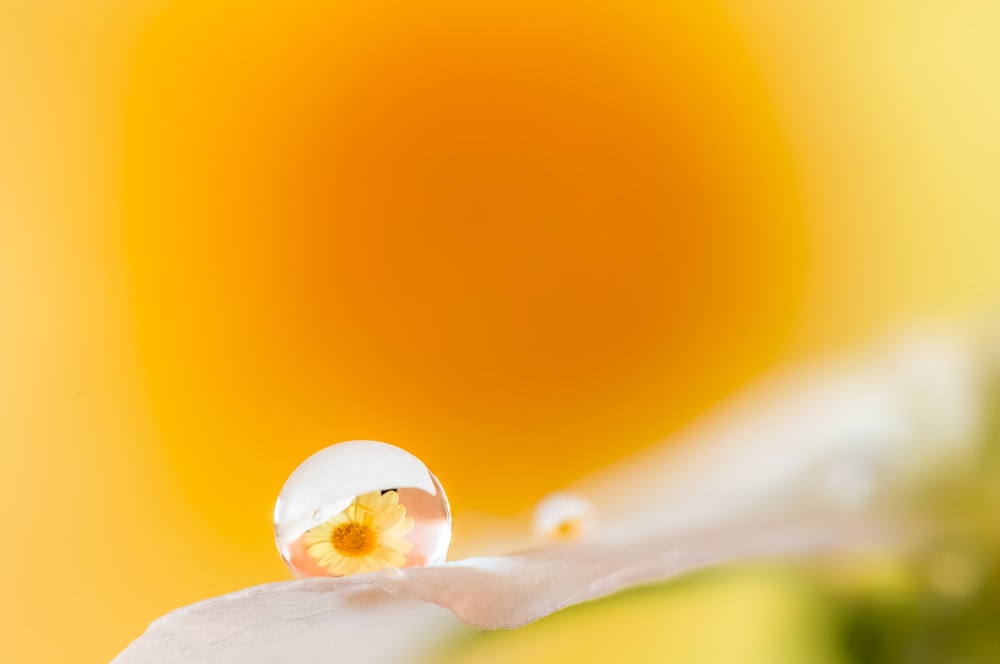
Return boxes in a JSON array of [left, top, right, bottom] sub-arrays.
[[304, 490, 414, 576]]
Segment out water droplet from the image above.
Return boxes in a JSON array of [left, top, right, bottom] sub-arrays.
[[274, 440, 451, 577], [534, 492, 596, 543]]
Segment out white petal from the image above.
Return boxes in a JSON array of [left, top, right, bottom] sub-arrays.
[[114, 327, 985, 663], [112, 579, 456, 664], [113, 513, 889, 663], [374, 514, 891, 629]]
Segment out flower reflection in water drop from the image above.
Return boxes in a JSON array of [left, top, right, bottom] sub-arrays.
[[304, 490, 414, 576]]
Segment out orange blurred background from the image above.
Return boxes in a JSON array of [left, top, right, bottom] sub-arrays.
[[3, 0, 1000, 661]]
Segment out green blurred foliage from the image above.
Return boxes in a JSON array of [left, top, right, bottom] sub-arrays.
[[831, 544, 1000, 664], [831, 365, 1000, 663]]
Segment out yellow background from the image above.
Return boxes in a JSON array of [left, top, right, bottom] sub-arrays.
[[3, 0, 1000, 661]]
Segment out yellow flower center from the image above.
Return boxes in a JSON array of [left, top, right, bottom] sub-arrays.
[[331, 522, 377, 557]]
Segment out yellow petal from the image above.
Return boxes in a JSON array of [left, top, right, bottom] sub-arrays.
[[381, 516, 414, 540], [354, 490, 388, 513], [381, 536, 413, 555], [325, 556, 354, 576], [372, 546, 407, 568], [371, 505, 406, 531]]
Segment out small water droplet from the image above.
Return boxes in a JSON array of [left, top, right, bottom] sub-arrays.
[[534, 492, 597, 544]]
